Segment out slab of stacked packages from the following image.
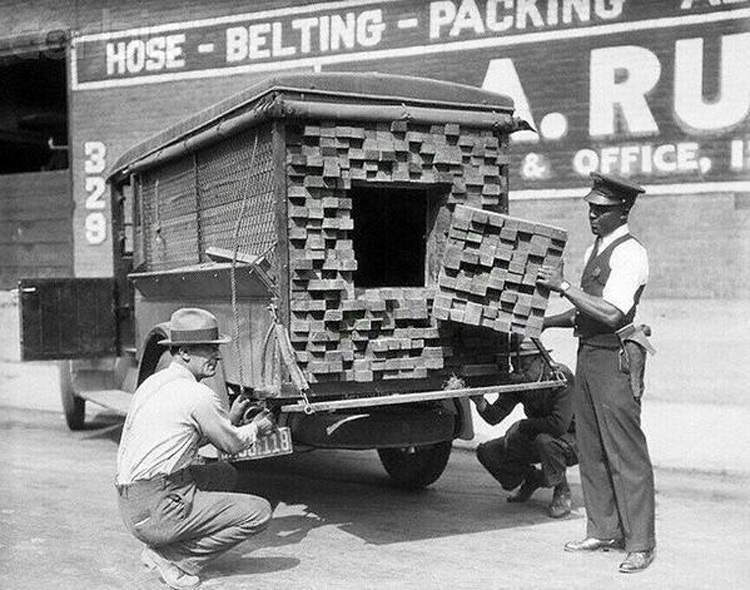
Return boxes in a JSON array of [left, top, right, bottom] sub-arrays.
[[433, 204, 567, 339]]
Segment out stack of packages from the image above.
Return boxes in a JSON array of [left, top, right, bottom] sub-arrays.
[[433, 205, 567, 338]]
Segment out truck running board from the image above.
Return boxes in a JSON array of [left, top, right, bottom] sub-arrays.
[[280, 379, 566, 414]]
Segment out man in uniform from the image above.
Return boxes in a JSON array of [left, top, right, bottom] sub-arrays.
[[537, 172, 656, 573], [471, 337, 577, 518], [116, 308, 276, 589]]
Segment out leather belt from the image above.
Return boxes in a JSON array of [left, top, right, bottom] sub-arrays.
[[115, 468, 192, 498]]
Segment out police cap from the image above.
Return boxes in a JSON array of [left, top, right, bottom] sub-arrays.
[[584, 172, 645, 206]]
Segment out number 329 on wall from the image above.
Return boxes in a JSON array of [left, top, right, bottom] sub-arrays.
[[84, 141, 107, 245]]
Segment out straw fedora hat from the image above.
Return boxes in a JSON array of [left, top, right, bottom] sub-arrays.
[[158, 308, 231, 346]]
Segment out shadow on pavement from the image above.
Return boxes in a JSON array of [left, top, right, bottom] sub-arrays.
[[234, 448, 582, 547], [202, 555, 300, 582], [7, 406, 582, 553]]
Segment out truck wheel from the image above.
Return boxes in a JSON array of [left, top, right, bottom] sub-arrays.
[[377, 441, 452, 490], [59, 361, 86, 431]]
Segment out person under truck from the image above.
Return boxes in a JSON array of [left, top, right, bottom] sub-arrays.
[[471, 337, 577, 518], [537, 172, 656, 574], [115, 307, 276, 590]]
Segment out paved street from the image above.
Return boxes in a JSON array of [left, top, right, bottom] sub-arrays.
[[1, 406, 749, 590]]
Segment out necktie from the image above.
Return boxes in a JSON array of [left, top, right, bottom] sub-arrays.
[[588, 237, 601, 265]]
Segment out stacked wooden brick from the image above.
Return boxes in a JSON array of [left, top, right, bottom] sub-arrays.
[[434, 205, 567, 339], [285, 121, 510, 384], [288, 291, 448, 383]]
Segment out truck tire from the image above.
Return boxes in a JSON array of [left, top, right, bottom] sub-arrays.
[[59, 361, 86, 431], [377, 441, 452, 490]]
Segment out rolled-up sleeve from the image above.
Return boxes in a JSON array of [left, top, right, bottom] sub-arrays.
[[478, 393, 521, 426], [191, 393, 259, 455]]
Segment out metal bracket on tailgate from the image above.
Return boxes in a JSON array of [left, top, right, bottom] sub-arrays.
[[531, 337, 568, 383]]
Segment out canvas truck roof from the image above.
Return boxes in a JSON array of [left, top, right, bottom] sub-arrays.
[[108, 72, 517, 181]]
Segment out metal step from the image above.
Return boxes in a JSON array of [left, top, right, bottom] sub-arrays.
[[78, 389, 133, 415]]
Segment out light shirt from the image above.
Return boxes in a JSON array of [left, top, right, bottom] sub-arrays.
[[582, 224, 649, 314], [116, 362, 258, 485]]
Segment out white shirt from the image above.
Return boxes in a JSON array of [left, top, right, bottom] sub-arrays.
[[116, 362, 259, 484], [582, 224, 649, 314]]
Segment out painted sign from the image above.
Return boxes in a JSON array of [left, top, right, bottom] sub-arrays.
[[69, 0, 750, 273], [477, 16, 750, 196], [71, 1, 748, 89]]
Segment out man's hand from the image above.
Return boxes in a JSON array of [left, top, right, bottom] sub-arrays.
[[229, 395, 251, 426], [470, 395, 487, 411], [504, 420, 524, 441], [506, 372, 526, 384], [252, 409, 277, 438], [537, 261, 566, 293]]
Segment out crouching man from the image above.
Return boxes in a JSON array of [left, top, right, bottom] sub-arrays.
[[115, 308, 276, 590], [471, 338, 577, 518]]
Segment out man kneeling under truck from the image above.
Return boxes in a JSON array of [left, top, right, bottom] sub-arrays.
[[471, 337, 577, 518]]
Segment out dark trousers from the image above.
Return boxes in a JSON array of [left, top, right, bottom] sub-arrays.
[[575, 344, 656, 552], [476, 426, 577, 490], [116, 462, 272, 574]]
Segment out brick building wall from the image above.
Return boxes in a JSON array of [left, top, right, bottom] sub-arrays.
[[0, 171, 73, 288], [512, 192, 750, 298], [2, 0, 748, 298]]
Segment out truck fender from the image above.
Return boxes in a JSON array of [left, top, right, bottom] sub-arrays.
[[136, 323, 170, 385], [445, 397, 474, 441]]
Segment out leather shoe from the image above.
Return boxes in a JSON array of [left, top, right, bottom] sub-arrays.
[[564, 537, 624, 552], [507, 469, 543, 503], [548, 484, 572, 518], [141, 547, 201, 589], [619, 550, 655, 573]]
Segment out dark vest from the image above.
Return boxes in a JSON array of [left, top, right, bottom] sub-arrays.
[[575, 233, 645, 348]]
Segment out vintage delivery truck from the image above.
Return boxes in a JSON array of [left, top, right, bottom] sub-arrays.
[[17, 73, 566, 489]]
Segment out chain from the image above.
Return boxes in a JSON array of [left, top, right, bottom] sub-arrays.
[[225, 130, 308, 414], [265, 300, 280, 392], [265, 300, 314, 415], [299, 388, 314, 415], [230, 133, 259, 397]]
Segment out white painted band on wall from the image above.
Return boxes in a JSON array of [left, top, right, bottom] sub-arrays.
[[510, 181, 750, 201], [70, 6, 750, 91]]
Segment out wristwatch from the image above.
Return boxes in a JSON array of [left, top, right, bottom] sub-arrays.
[[559, 280, 571, 294]]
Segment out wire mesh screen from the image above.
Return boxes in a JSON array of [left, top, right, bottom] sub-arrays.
[[197, 125, 276, 262], [137, 124, 277, 272], [140, 157, 198, 271]]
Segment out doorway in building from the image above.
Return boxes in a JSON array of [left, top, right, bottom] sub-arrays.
[[0, 32, 72, 288], [0, 33, 69, 173]]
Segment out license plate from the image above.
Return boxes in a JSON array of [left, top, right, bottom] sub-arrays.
[[220, 427, 293, 462]]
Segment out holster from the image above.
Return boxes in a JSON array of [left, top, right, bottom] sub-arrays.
[[616, 324, 656, 401]]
